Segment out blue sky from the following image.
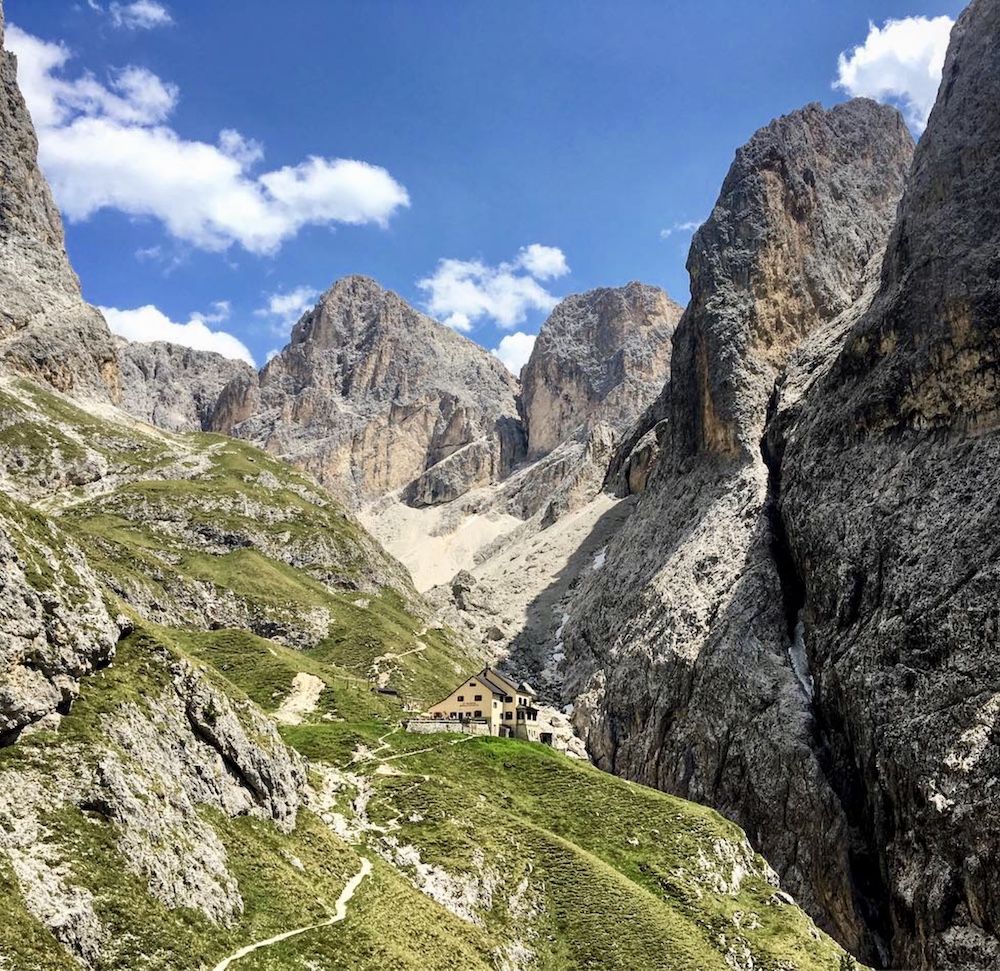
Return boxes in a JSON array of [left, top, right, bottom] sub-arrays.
[[7, 0, 963, 372]]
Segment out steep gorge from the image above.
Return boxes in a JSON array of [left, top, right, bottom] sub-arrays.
[[555, 4, 1000, 966]]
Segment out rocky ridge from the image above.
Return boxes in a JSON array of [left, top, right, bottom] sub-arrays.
[[192, 278, 681, 609], [0, 0, 120, 402], [117, 339, 255, 433]]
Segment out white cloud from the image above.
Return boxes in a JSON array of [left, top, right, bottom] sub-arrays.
[[492, 332, 536, 376], [217, 128, 264, 166], [260, 157, 408, 230], [659, 220, 702, 240], [835, 16, 954, 132], [254, 285, 319, 335], [101, 303, 255, 364], [6, 25, 410, 254], [418, 245, 569, 332], [516, 243, 569, 280], [8, 27, 178, 129], [199, 299, 231, 324], [109, 1, 173, 30]]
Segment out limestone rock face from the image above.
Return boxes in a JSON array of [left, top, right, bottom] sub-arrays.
[[603, 384, 671, 497], [773, 4, 1000, 967], [117, 339, 255, 432], [213, 276, 524, 507], [0, 492, 120, 742], [559, 98, 913, 959], [521, 283, 682, 459], [0, 2, 120, 401], [669, 100, 913, 459]]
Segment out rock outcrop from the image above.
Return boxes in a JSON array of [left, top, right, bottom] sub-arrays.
[[559, 98, 914, 960], [0, 491, 120, 743], [117, 339, 255, 433], [603, 383, 671, 497], [520, 283, 682, 459], [0, 636, 307, 964], [212, 276, 524, 507], [771, 3, 1000, 966], [0, 1, 120, 401]]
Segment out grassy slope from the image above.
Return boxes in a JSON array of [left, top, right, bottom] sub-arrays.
[[0, 378, 859, 970], [0, 633, 496, 971], [0, 377, 478, 706]]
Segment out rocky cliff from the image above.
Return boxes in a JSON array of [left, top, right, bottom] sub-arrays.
[[0, 1, 120, 402], [520, 282, 682, 459], [212, 275, 524, 508], [559, 98, 914, 961], [117, 339, 255, 433], [771, 2, 1000, 966], [0, 486, 119, 746]]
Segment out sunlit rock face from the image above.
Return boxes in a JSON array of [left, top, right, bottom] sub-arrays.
[[520, 282, 682, 460], [0, 1, 121, 402], [560, 97, 914, 960], [212, 275, 525, 508]]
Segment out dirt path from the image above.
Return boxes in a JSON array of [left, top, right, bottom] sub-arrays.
[[273, 672, 325, 725], [211, 857, 372, 970], [371, 641, 427, 688], [374, 733, 476, 765]]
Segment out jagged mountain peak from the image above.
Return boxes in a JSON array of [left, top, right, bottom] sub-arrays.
[[281, 274, 519, 394], [670, 96, 914, 460], [528, 281, 680, 357], [521, 282, 683, 459], [288, 274, 424, 347], [213, 276, 524, 506]]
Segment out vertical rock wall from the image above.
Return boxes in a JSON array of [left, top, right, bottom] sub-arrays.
[[0, 1, 121, 401], [561, 99, 914, 959], [776, 3, 1000, 966]]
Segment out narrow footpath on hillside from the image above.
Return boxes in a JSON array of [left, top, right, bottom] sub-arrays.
[[211, 857, 372, 971]]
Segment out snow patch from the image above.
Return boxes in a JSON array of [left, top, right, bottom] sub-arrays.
[[789, 616, 814, 699]]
